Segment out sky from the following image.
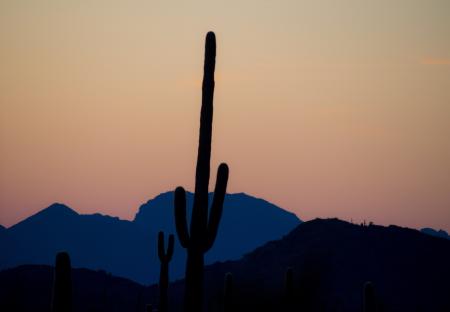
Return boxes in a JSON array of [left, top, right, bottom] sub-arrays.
[[1, 0, 449, 231]]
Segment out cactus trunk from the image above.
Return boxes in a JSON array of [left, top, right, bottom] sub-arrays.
[[158, 231, 174, 312], [159, 260, 169, 312], [184, 249, 205, 311], [174, 31, 229, 312]]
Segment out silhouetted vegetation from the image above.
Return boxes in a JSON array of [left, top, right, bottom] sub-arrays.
[[158, 231, 174, 312], [174, 31, 229, 312], [363, 282, 375, 312], [223, 273, 233, 312], [51, 252, 72, 312], [1, 219, 450, 311], [284, 267, 294, 311]]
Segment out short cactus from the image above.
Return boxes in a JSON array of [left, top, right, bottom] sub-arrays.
[[223, 273, 233, 312], [285, 267, 294, 311], [51, 252, 72, 312], [363, 281, 376, 312], [158, 231, 174, 312], [174, 31, 229, 312]]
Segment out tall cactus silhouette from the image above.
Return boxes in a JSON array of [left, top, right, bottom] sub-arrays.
[[363, 281, 376, 312], [158, 231, 174, 312], [174, 31, 230, 312], [223, 273, 233, 312], [51, 252, 72, 312]]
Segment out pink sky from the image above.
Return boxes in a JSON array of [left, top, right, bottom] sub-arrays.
[[1, 0, 449, 231]]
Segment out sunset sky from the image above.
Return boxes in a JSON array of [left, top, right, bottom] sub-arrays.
[[1, 0, 449, 231]]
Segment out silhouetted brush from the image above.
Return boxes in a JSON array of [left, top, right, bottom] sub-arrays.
[[146, 304, 154, 312], [158, 231, 174, 312], [174, 31, 230, 312], [51, 252, 72, 312], [363, 281, 376, 312], [223, 273, 233, 312]]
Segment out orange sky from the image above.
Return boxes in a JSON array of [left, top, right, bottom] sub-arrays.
[[1, 0, 449, 231]]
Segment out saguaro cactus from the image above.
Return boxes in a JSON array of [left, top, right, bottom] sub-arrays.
[[223, 273, 233, 312], [363, 281, 376, 312], [174, 31, 230, 312], [51, 252, 72, 312], [158, 231, 174, 312]]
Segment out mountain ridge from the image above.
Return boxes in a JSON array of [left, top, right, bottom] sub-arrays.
[[2, 218, 449, 311], [0, 191, 301, 284], [190, 218, 450, 311], [7, 203, 78, 232]]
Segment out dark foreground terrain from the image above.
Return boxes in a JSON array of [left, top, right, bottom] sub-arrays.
[[1, 219, 449, 311]]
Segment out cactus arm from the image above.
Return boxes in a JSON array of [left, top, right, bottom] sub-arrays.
[[158, 231, 173, 262], [158, 231, 165, 261], [174, 186, 190, 248], [204, 163, 229, 251]]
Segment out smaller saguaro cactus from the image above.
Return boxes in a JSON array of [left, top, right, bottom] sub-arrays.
[[51, 252, 72, 312], [158, 231, 174, 312], [285, 267, 294, 311], [223, 273, 233, 312], [363, 281, 376, 312]]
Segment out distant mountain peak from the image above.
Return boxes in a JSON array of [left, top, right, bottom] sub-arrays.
[[8, 203, 78, 231], [40, 203, 78, 216], [134, 191, 300, 224]]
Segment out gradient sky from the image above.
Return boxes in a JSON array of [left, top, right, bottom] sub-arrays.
[[1, 0, 449, 231]]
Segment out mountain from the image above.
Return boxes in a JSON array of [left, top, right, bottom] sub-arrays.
[[1, 203, 149, 283], [0, 192, 300, 284], [2, 219, 449, 312], [172, 218, 450, 312], [134, 192, 300, 263], [421, 227, 450, 240]]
